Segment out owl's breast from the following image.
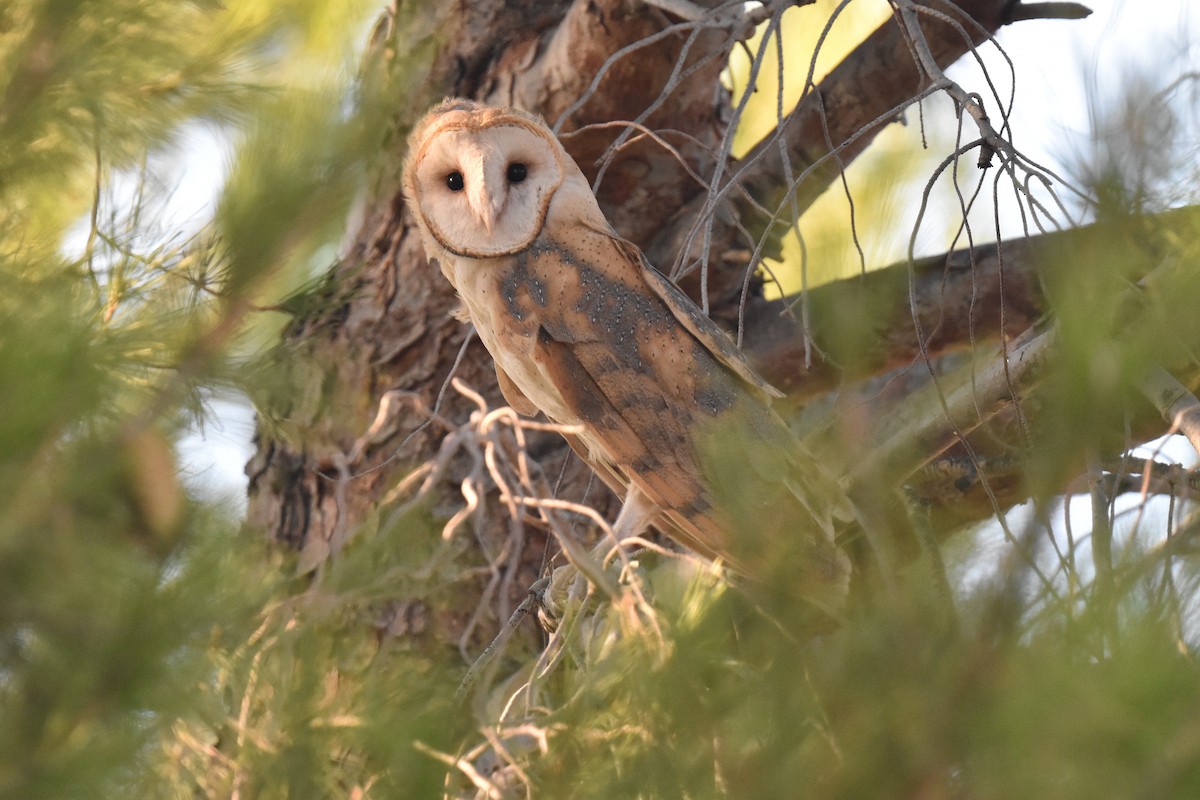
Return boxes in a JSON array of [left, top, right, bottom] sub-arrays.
[[444, 250, 578, 424]]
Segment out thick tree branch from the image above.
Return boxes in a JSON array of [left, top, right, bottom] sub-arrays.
[[1140, 365, 1200, 458], [1007, 2, 1092, 22], [742, 205, 1200, 398], [796, 207, 1200, 529], [736, 0, 1011, 237], [742, 235, 1044, 397]]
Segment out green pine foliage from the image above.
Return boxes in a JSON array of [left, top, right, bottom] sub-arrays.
[[0, 1, 460, 797], [513, 562, 1200, 799], [3, 1, 1200, 798]]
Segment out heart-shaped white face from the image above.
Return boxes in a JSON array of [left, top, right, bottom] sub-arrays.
[[405, 111, 565, 258]]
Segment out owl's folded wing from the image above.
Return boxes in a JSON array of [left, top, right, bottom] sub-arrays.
[[494, 364, 539, 417], [596, 228, 784, 400], [531, 324, 735, 562]]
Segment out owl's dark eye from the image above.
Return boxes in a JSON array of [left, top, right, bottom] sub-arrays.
[[446, 171, 464, 192], [507, 162, 528, 183]]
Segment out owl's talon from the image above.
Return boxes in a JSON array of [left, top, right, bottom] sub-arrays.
[[535, 564, 576, 631], [536, 546, 623, 631]]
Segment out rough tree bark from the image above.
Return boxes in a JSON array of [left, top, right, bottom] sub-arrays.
[[244, 0, 1197, 655]]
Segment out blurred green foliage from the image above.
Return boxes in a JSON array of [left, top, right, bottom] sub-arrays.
[[439, 534, 1200, 800], [0, 1, 468, 797]]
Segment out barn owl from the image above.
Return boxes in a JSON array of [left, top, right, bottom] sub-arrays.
[[402, 98, 851, 612]]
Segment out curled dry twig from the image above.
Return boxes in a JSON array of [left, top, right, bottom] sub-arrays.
[[367, 379, 667, 708]]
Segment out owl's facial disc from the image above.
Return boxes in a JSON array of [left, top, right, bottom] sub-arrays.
[[415, 119, 564, 258]]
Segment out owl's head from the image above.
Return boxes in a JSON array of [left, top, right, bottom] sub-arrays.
[[403, 99, 567, 258]]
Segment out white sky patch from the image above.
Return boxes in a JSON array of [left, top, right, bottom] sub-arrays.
[[62, 122, 234, 259], [938, 1, 1200, 237], [177, 392, 258, 514]]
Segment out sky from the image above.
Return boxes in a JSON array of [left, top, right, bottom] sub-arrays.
[[174, 0, 1200, 511], [981, 0, 1199, 218]]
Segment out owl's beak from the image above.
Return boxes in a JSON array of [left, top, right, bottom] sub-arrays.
[[469, 175, 504, 236]]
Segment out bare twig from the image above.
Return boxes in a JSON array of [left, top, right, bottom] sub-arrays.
[[1006, 2, 1092, 22], [457, 578, 547, 701]]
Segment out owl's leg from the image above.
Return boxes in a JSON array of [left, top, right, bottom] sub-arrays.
[[609, 484, 659, 545], [540, 485, 662, 623], [560, 485, 659, 606]]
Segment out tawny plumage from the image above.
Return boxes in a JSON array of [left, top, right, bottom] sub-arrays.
[[402, 99, 850, 610]]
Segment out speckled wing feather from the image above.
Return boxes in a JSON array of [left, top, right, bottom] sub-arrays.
[[511, 224, 849, 597], [597, 228, 784, 401], [534, 329, 732, 560]]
